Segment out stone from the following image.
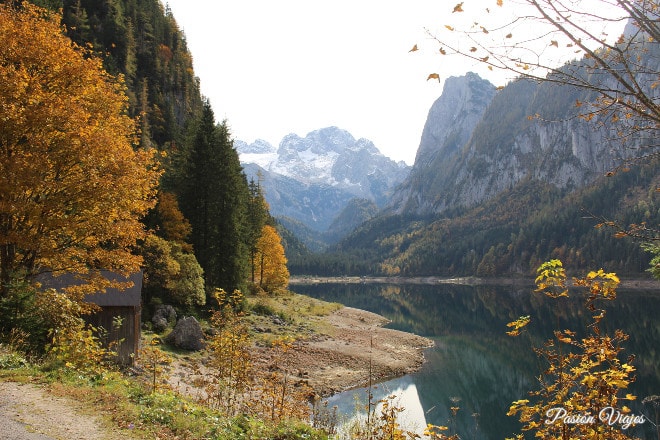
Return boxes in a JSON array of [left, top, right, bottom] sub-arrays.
[[152, 305, 177, 332], [165, 316, 205, 351]]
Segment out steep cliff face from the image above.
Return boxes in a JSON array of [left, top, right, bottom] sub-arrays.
[[415, 72, 498, 167], [388, 73, 496, 214], [391, 70, 650, 216]]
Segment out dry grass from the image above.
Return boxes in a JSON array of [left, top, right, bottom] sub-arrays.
[[245, 290, 343, 345]]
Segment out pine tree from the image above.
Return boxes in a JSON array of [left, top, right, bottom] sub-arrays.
[[180, 102, 249, 295], [246, 176, 269, 283]]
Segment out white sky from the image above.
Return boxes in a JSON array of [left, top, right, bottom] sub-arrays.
[[162, 1, 626, 165]]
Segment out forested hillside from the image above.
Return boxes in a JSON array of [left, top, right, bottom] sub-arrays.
[[291, 161, 658, 278], [53, 0, 204, 149], [4, 0, 288, 314], [290, 70, 660, 277]]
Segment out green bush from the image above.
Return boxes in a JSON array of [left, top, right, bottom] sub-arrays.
[[0, 352, 28, 369]]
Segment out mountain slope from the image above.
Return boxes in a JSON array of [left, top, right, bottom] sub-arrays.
[[238, 127, 410, 238], [55, 0, 204, 149], [291, 64, 660, 277], [391, 68, 652, 217], [389, 72, 497, 214]]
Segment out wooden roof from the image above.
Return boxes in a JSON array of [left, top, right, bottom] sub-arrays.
[[35, 271, 142, 307]]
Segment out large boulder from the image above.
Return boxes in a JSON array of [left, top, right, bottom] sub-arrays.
[[165, 316, 205, 351], [152, 304, 177, 332]]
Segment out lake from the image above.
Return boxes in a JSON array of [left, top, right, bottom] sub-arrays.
[[292, 282, 660, 439]]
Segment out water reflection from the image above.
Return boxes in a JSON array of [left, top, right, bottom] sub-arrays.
[[294, 283, 660, 439], [326, 375, 428, 437]]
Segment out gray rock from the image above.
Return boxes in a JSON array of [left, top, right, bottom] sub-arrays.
[[152, 305, 177, 332], [165, 316, 205, 351]]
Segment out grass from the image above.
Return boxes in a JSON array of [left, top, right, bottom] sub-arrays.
[[245, 290, 342, 345], [0, 348, 329, 439], [0, 290, 344, 440]]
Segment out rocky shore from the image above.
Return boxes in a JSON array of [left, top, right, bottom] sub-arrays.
[[251, 306, 434, 397]]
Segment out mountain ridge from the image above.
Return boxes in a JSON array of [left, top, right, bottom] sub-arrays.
[[291, 63, 660, 277], [237, 126, 410, 240]]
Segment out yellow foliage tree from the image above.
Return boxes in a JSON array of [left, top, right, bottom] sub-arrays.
[[203, 288, 252, 415], [0, 4, 160, 298], [506, 260, 639, 440], [254, 225, 289, 292], [155, 192, 192, 251]]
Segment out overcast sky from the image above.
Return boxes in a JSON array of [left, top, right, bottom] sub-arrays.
[[162, 1, 624, 165]]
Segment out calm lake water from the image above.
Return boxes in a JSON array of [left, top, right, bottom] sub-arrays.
[[292, 282, 660, 439]]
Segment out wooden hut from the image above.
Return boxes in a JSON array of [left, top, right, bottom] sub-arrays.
[[36, 271, 143, 366], [83, 271, 142, 366]]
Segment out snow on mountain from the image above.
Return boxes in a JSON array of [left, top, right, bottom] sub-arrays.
[[236, 126, 409, 194], [235, 126, 411, 237]]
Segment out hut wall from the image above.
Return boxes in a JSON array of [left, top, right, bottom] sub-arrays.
[[85, 305, 141, 366]]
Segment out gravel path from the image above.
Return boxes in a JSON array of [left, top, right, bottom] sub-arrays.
[[0, 381, 136, 440]]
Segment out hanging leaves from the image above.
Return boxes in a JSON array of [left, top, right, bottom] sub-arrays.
[[507, 261, 636, 439]]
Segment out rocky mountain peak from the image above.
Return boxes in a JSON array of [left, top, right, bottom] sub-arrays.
[[388, 72, 496, 214], [234, 138, 276, 154], [238, 127, 410, 237], [414, 72, 497, 168]]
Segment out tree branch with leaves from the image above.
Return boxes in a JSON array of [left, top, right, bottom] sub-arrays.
[[420, 0, 660, 162]]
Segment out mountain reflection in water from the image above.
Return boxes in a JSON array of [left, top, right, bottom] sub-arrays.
[[294, 282, 660, 440]]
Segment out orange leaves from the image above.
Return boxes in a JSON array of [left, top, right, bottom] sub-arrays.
[[0, 3, 160, 293], [506, 315, 530, 336], [255, 225, 289, 292], [508, 260, 637, 439], [427, 73, 441, 81], [452, 2, 464, 13]]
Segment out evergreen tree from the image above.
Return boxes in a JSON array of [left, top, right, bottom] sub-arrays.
[[180, 102, 249, 295], [246, 176, 269, 283]]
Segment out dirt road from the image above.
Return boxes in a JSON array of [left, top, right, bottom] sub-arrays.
[[0, 381, 136, 440]]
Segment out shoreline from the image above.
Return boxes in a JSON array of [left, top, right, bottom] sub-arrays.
[[252, 306, 435, 397], [289, 275, 660, 290], [168, 304, 434, 400]]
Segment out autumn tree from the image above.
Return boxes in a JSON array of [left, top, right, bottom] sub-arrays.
[[147, 191, 193, 251], [179, 101, 250, 295], [254, 225, 290, 293], [507, 260, 639, 439], [0, 3, 160, 299], [140, 235, 205, 308]]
